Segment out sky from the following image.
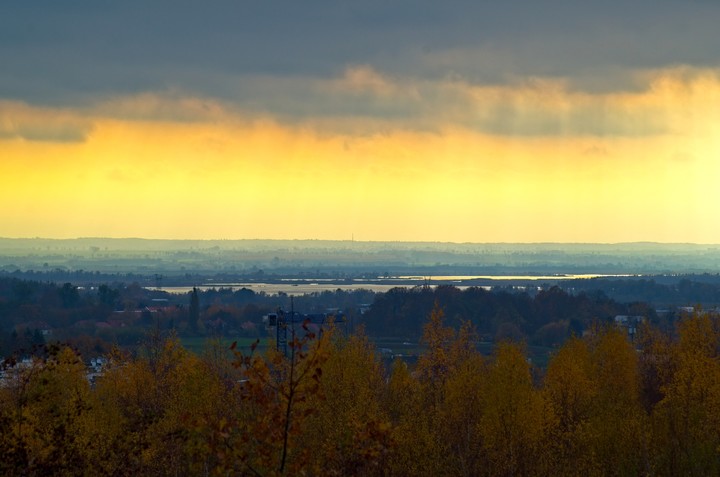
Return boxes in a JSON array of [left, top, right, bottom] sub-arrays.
[[2, 1, 720, 243]]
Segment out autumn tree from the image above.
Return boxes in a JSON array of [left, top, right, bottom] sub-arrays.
[[0, 346, 92, 476], [437, 333, 486, 476], [388, 303, 488, 476], [650, 311, 720, 475], [543, 337, 598, 475], [397, 303, 468, 475], [212, 320, 330, 476], [584, 326, 648, 475], [87, 336, 232, 475], [384, 357, 434, 476], [302, 330, 392, 476], [478, 343, 550, 477]]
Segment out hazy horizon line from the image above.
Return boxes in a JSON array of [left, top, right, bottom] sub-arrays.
[[1, 236, 718, 247]]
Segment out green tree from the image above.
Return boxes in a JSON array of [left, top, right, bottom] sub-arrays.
[[59, 282, 79, 308], [97, 284, 119, 308], [189, 287, 200, 334]]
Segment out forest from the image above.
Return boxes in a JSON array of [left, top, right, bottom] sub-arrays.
[[1, 275, 719, 475], [0, 275, 683, 358], [2, 305, 720, 476]]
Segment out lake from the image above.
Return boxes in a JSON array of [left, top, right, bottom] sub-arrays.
[[153, 273, 632, 295]]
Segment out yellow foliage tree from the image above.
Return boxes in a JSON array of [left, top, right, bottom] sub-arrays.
[[302, 330, 392, 476], [478, 342, 549, 477], [585, 326, 648, 476], [650, 311, 720, 475], [87, 336, 231, 475], [0, 346, 92, 476], [439, 349, 486, 476], [384, 357, 438, 476], [543, 337, 598, 475]]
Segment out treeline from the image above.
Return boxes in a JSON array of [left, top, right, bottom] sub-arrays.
[[0, 276, 700, 358], [0, 277, 375, 357], [567, 276, 720, 306], [2, 309, 720, 476], [363, 285, 659, 345]]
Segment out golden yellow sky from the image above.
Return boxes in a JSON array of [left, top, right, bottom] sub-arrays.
[[2, 68, 720, 243]]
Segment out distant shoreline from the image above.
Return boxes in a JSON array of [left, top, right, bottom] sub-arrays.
[[2, 237, 718, 247]]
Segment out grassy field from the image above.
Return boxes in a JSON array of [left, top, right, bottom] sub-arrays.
[[368, 337, 557, 369], [178, 335, 557, 369], [179, 336, 272, 356]]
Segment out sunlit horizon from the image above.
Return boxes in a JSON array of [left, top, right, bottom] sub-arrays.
[[2, 4, 719, 244]]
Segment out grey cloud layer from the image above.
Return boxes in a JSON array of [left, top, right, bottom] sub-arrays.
[[0, 0, 718, 141], [2, 0, 720, 104], [160, 69, 672, 137], [0, 67, 679, 142]]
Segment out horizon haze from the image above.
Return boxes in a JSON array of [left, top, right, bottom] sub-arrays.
[[3, 237, 720, 276]]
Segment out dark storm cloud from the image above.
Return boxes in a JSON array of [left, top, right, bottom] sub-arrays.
[[1, 0, 719, 121]]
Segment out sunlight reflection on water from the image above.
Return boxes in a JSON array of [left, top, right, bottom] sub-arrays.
[[153, 273, 632, 295]]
